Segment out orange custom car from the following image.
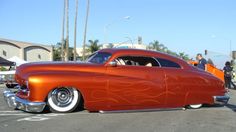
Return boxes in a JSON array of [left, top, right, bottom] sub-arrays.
[[3, 49, 229, 113]]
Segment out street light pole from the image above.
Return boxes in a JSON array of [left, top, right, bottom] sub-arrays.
[[125, 36, 133, 48], [82, 0, 90, 61]]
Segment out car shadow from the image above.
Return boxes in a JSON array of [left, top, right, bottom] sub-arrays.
[[201, 104, 236, 112], [225, 103, 236, 112]]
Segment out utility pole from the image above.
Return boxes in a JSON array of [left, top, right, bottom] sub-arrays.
[[82, 0, 90, 61], [65, 0, 69, 61], [61, 0, 66, 61], [73, 0, 79, 61]]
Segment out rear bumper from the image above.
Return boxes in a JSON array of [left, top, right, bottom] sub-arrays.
[[213, 94, 230, 105], [3, 89, 46, 113]]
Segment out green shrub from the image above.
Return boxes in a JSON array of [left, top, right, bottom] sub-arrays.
[[0, 66, 7, 71]]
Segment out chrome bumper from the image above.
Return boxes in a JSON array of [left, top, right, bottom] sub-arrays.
[[213, 94, 230, 105], [3, 89, 46, 113]]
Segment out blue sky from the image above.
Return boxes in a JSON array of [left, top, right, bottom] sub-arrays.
[[0, 0, 235, 57]]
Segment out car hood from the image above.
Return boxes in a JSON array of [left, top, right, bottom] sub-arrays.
[[15, 61, 101, 85]]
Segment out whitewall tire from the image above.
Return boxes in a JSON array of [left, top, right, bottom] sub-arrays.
[[47, 87, 80, 113], [189, 104, 202, 109]]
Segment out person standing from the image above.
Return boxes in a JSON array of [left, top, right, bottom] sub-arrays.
[[196, 53, 207, 70], [223, 61, 233, 89]]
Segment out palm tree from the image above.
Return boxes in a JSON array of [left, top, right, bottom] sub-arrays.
[[86, 39, 102, 54], [148, 40, 162, 51], [73, 0, 79, 61], [65, 0, 69, 61], [61, 0, 66, 61], [82, 0, 90, 61], [178, 52, 189, 60]]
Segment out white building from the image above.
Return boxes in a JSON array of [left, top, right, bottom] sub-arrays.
[[103, 43, 147, 49], [76, 43, 147, 57], [0, 38, 53, 62]]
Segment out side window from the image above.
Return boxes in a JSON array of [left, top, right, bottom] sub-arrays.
[[156, 58, 181, 68], [114, 56, 160, 67]]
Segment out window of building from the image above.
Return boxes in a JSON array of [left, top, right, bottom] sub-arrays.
[[156, 58, 181, 68], [38, 54, 41, 59], [3, 50, 7, 57]]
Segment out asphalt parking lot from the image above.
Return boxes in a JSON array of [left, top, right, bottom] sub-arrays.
[[0, 84, 236, 132]]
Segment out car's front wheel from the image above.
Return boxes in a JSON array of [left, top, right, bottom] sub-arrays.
[[47, 87, 81, 113]]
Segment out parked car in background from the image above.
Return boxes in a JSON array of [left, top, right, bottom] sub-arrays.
[[4, 49, 229, 113], [0, 70, 18, 88], [0, 74, 4, 84], [188, 60, 225, 82]]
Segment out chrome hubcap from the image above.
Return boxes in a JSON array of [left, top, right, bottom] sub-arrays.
[[51, 88, 74, 107]]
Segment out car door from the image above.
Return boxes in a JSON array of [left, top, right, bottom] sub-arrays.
[[156, 58, 186, 107], [106, 56, 166, 110]]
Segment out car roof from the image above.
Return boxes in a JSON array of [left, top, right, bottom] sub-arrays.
[[100, 48, 177, 60], [100, 48, 166, 55]]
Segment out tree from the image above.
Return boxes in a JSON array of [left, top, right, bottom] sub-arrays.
[[1, 66, 7, 71], [65, 0, 69, 61], [82, 0, 90, 61], [148, 41, 168, 53], [53, 47, 61, 61], [148, 40, 190, 60], [68, 47, 76, 61], [166, 50, 177, 56], [60, 0, 66, 61], [73, 0, 79, 61], [53, 43, 62, 61], [86, 39, 102, 54], [53, 42, 76, 61], [178, 52, 189, 60], [107, 43, 114, 48], [148, 40, 161, 51]]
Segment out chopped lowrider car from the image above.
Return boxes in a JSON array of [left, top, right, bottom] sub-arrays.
[[3, 49, 230, 113]]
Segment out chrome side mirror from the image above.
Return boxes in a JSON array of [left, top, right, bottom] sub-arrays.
[[108, 61, 117, 67]]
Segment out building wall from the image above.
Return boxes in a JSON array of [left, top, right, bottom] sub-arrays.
[[0, 38, 53, 62], [24, 46, 51, 62], [104, 43, 147, 49], [76, 43, 147, 57], [0, 42, 21, 59]]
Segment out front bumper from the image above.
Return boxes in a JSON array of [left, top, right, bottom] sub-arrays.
[[213, 94, 230, 105], [3, 89, 46, 113]]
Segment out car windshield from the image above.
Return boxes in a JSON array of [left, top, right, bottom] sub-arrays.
[[86, 52, 112, 64]]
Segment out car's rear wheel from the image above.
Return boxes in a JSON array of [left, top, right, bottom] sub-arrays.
[[189, 104, 202, 109], [47, 87, 81, 113]]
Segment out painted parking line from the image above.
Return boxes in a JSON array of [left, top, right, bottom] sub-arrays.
[[0, 114, 31, 116], [17, 116, 50, 122], [0, 110, 29, 113], [0, 111, 32, 116], [17, 113, 65, 122], [0, 110, 67, 121]]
